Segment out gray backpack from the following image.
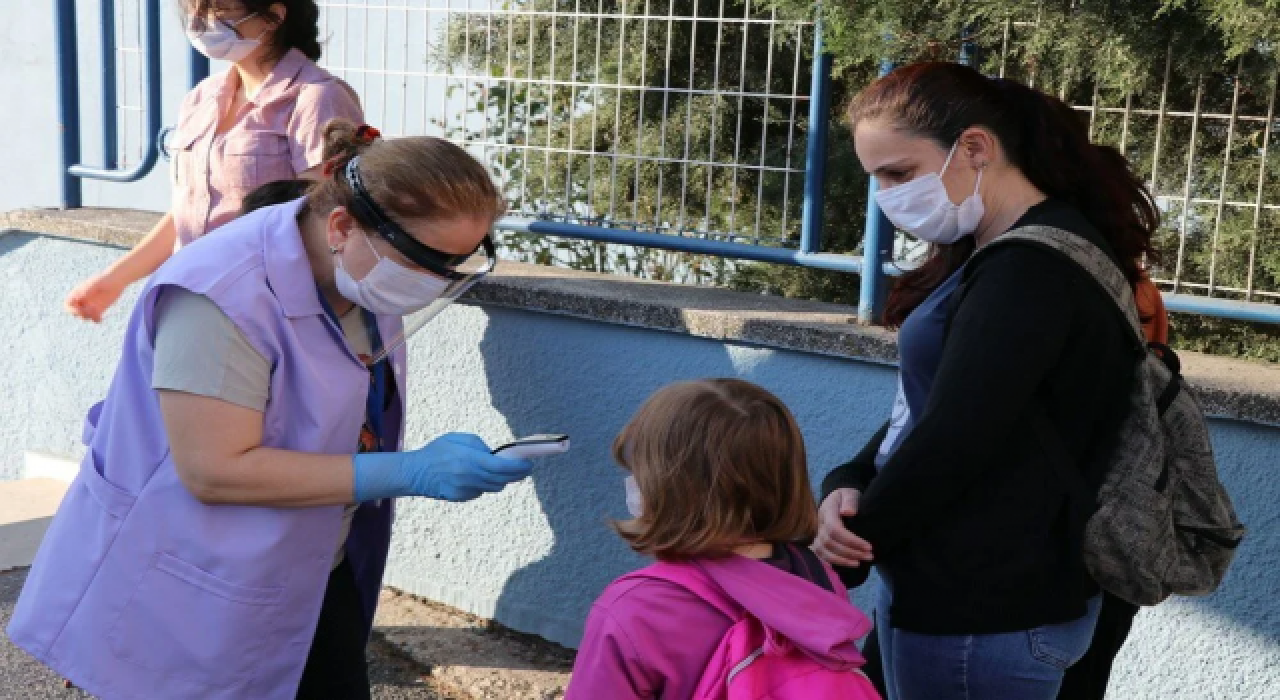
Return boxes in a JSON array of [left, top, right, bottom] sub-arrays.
[[980, 225, 1245, 606]]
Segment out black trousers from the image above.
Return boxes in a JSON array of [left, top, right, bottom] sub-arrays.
[[860, 593, 1139, 700], [1057, 593, 1140, 700], [296, 559, 372, 700]]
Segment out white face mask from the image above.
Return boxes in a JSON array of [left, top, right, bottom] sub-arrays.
[[334, 231, 451, 316], [186, 14, 263, 63], [874, 141, 985, 244], [624, 475, 644, 518]]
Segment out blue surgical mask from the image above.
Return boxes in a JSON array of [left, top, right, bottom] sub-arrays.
[[624, 475, 643, 518], [186, 14, 262, 63], [334, 231, 451, 316], [874, 141, 985, 244]]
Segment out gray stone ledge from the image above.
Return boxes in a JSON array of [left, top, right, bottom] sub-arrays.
[[6, 207, 1280, 427], [0, 207, 164, 248]]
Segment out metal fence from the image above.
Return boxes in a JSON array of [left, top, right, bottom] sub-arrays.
[[989, 23, 1280, 322], [54, 0, 165, 201], [52, 1, 1280, 324], [312, 0, 861, 291], [318, 0, 816, 240], [104, 0, 146, 173]]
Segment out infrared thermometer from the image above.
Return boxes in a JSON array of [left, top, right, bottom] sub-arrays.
[[491, 434, 571, 459]]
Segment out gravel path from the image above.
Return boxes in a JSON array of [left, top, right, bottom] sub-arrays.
[[0, 568, 452, 700]]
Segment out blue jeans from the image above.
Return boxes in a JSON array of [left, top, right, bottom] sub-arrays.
[[876, 579, 1103, 700]]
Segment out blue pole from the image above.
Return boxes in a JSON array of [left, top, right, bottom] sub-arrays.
[[958, 24, 977, 67], [190, 48, 210, 88], [69, 0, 163, 183], [508, 219, 869, 275], [858, 59, 896, 323], [101, 0, 119, 171], [1162, 294, 1280, 325], [55, 0, 82, 208], [799, 23, 833, 255], [143, 0, 163, 172]]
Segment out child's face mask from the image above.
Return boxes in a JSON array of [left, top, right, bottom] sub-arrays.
[[624, 475, 643, 518]]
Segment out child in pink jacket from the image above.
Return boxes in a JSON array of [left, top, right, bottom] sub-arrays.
[[567, 379, 875, 699]]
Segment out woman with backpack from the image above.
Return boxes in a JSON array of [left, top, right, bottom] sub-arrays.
[[567, 379, 880, 699], [810, 62, 1162, 700]]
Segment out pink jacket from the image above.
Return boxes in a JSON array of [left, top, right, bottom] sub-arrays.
[[170, 49, 363, 247], [567, 552, 873, 699]]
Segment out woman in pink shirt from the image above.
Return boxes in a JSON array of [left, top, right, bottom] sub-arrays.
[[65, 0, 363, 322]]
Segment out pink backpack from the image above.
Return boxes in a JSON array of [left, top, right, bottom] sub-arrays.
[[625, 558, 881, 700]]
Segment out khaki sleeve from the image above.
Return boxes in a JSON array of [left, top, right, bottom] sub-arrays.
[[287, 80, 366, 174], [152, 287, 271, 412]]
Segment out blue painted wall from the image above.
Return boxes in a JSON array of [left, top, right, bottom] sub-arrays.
[[384, 302, 896, 645], [1, 233, 1275, 697]]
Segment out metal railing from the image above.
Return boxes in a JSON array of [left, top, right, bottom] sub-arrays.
[[54, 0, 209, 208], [52, 1, 1280, 325], [979, 23, 1280, 324], [314, 0, 861, 285]]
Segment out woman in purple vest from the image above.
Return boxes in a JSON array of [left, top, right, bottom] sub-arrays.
[[8, 120, 533, 699]]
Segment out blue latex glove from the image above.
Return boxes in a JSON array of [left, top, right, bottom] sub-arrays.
[[353, 433, 534, 503]]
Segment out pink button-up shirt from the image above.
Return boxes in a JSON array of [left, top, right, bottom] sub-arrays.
[[170, 49, 363, 247]]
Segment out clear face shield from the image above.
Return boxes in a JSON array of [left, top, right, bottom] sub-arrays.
[[367, 237, 496, 364], [341, 157, 497, 365]]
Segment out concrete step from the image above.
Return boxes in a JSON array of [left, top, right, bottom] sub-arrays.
[[0, 478, 69, 573], [21, 451, 77, 483]]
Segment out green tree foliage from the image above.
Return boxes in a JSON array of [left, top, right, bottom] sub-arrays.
[[436, 0, 869, 286], [440, 0, 1280, 357], [1163, 0, 1280, 61]]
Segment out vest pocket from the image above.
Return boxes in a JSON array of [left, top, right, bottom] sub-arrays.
[[79, 448, 136, 520], [108, 551, 285, 683]]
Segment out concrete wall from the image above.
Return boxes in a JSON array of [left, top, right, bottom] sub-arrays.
[[1, 232, 1276, 698]]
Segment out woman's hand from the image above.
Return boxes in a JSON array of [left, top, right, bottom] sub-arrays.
[[812, 488, 875, 568], [65, 271, 127, 323], [66, 212, 178, 323], [353, 433, 534, 503]]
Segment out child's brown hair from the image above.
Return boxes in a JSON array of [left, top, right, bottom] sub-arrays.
[[612, 379, 819, 559]]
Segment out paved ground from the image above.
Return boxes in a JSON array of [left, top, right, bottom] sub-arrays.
[[0, 568, 453, 700], [0, 477, 570, 699]]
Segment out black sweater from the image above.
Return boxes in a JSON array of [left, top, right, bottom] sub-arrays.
[[821, 201, 1137, 634]]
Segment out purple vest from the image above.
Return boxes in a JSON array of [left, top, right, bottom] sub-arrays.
[[7, 199, 407, 699]]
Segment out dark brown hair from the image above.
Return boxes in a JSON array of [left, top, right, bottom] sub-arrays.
[[850, 62, 1160, 327], [239, 179, 312, 214], [612, 379, 819, 560], [304, 118, 505, 228], [185, 1, 322, 63]]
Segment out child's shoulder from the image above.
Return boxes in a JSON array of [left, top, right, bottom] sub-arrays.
[[587, 566, 731, 657], [594, 565, 709, 619]]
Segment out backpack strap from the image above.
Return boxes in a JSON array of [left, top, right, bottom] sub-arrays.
[[979, 225, 1147, 354], [791, 544, 840, 595]]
